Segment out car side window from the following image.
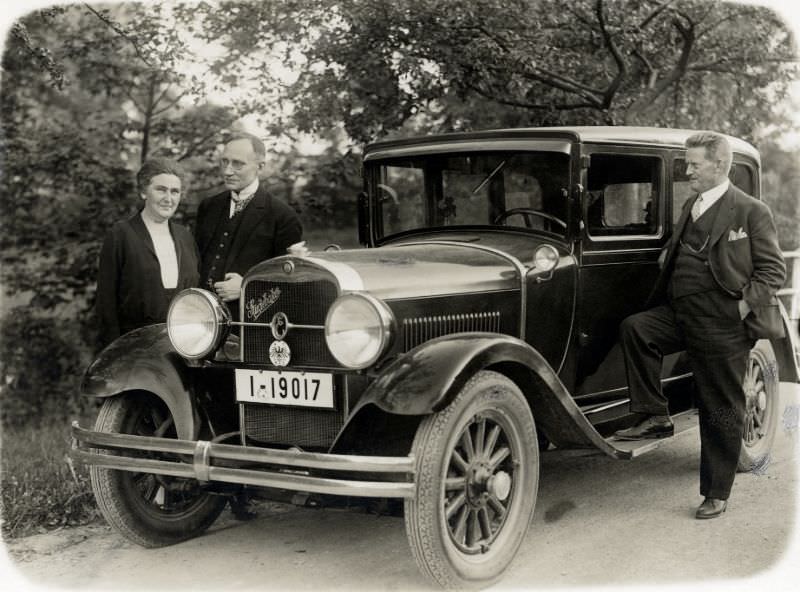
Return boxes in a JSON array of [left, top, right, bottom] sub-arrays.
[[672, 159, 755, 223], [586, 154, 661, 237]]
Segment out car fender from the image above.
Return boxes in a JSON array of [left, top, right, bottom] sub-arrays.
[[351, 333, 612, 451], [80, 325, 199, 440]]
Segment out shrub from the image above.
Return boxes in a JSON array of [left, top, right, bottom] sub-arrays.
[[0, 307, 94, 427]]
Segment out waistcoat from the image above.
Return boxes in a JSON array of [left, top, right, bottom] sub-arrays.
[[200, 208, 247, 289]]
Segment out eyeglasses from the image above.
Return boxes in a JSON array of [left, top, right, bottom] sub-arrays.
[[219, 158, 248, 171]]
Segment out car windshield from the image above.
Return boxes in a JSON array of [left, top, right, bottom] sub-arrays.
[[369, 151, 570, 240]]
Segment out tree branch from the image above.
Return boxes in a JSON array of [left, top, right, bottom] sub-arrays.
[[696, 11, 744, 40], [624, 14, 696, 123], [632, 48, 659, 89], [595, 0, 627, 108], [638, 0, 681, 29], [466, 82, 596, 111], [463, 21, 607, 100], [83, 3, 152, 67], [151, 87, 193, 117], [177, 129, 221, 161]]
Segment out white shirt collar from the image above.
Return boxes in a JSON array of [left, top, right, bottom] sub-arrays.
[[231, 178, 259, 202], [695, 179, 730, 218]]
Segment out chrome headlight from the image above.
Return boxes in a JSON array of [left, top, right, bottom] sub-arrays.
[[167, 289, 230, 359], [533, 245, 559, 272], [325, 293, 394, 369]]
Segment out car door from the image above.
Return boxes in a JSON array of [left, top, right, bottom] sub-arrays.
[[573, 146, 667, 403]]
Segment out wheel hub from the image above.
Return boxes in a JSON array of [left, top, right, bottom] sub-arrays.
[[466, 460, 513, 507], [487, 471, 512, 501], [467, 462, 493, 506]]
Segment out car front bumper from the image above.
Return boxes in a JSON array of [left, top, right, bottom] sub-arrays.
[[71, 422, 416, 499]]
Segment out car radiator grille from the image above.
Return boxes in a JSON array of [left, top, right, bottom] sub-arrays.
[[402, 311, 501, 351], [242, 278, 339, 367], [242, 404, 344, 449]]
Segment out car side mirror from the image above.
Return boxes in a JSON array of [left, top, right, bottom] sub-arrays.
[[357, 191, 371, 247]]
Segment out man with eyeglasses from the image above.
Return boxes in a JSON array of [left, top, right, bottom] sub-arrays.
[[613, 132, 785, 519], [195, 132, 302, 520], [196, 132, 302, 322]]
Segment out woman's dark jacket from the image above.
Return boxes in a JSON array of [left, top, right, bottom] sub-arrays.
[[95, 213, 200, 348]]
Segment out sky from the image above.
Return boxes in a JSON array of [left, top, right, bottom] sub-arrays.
[[1, 1, 799, 592]]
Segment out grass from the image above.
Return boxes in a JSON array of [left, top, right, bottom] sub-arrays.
[[1, 411, 99, 539]]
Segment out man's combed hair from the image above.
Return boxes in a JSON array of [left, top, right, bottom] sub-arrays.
[[136, 157, 186, 193], [685, 132, 732, 171], [225, 131, 266, 159]]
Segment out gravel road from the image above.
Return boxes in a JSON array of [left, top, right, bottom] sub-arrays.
[[3, 383, 799, 592]]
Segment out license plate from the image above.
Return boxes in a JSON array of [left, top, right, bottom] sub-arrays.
[[235, 369, 334, 409]]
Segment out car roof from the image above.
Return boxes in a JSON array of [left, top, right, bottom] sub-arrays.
[[364, 126, 760, 163]]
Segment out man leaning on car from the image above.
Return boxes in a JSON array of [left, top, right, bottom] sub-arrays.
[[614, 131, 786, 519]]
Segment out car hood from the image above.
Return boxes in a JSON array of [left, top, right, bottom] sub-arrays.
[[251, 243, 522, 300]]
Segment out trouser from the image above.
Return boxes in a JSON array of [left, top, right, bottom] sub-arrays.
[[620, 304, 754, 500]]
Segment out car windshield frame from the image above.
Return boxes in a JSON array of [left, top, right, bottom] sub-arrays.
[[366, 148, 573, 244]]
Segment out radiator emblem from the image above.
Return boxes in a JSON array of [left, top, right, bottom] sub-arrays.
[[269, 340, 291, 366], [246, 287, 281, 320], [270, 311, 289, 340]]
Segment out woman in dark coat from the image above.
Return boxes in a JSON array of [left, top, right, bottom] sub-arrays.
[[95, 157, 200, 348]]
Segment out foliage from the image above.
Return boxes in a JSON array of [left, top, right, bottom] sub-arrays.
[[1, 415, 98, 539], [0, 4, 236, 317], [759, 137, 800, 251], [0, 307, 95, 426], [190, 0, 797, 143]]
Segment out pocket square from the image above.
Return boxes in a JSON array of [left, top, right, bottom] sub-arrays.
[[728, 227, 748, 241]]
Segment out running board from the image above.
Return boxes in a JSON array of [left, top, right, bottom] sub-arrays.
[[604, 409, 699, 458]]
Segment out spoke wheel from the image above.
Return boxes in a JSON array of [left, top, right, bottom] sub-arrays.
[[405, 371, 538, 588], [737, 340, 780, 472], [90, 392, 227, 547]]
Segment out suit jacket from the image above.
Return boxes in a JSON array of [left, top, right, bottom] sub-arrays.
[[650, 184, 786, 339], [195, 185, 302, 280], [95, 213, 200, 348]]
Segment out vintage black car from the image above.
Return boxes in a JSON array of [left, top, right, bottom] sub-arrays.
[[72, 127, 799, 589]]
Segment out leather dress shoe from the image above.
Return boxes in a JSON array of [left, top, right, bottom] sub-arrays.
[[613, 415, 674, 440], [696, 497, 727, 519]]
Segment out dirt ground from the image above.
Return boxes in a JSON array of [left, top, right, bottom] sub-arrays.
[[3, 382, 799, 592]]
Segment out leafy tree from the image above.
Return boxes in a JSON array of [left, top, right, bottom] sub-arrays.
[[758, 135, 800, 251], [1, 4, 236, 315], [191, 0, 797, 143]]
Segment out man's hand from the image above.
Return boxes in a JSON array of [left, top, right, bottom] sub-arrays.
[[213, 273, 242, 302]]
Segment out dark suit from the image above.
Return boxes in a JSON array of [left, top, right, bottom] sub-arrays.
[[96, 213, 200, 348], [650, 184, 786, 339], [195, 184, 302, 320], [621, 184, 785, 499]]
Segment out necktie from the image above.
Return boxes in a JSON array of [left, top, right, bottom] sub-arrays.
[[231, 192, 254, 217], [690, 195, 703, 222]]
